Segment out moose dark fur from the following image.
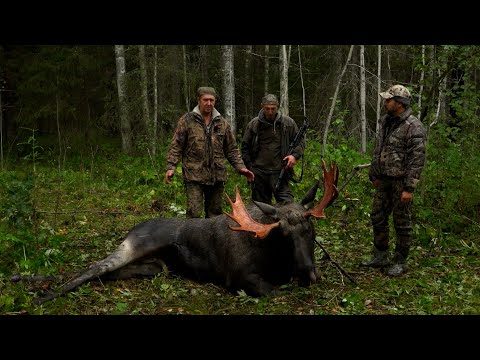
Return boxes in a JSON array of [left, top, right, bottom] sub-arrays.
[[29, 161, 339, 305]]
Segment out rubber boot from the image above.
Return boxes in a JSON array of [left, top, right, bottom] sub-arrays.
[[387, 252, 407, 277], [360, 247, 390, 268]]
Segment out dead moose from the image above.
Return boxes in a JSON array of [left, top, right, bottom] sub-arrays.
[[24, 160, 339, 305]]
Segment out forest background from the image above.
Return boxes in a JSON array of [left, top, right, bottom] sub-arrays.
[[0, 45, 479, 315]]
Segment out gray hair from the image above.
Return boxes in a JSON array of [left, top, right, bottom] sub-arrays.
[[197, 86, 217, 99], [261, 94, 279, 106]]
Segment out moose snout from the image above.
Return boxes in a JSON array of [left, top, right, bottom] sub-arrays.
[[296, 267, 317, 287]]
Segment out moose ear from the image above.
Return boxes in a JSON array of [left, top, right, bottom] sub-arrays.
[[252, 200, 279, 219]]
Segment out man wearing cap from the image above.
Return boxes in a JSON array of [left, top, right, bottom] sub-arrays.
[[361, 84, 426, 277], [241, 94, 305, 205], [165, 86, 254, 218]]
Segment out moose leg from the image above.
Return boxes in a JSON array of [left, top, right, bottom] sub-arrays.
[[102, 258, 168, 280], [33, 232, 165, 305]]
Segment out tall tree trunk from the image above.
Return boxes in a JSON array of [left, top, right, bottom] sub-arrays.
[[264, 45, 269, 95], [114, 45, 132, 154], [360, 45, 367, 155], [243, 45, 252, 133], [182, 45, 189, 112], [418, 45, 426, 119], [322, 45, 354, 157], [279, 45, 289, 116], [153, 45, 158, 151], [139, 45, 153, 152], [222, 45, 236, 134], [376, 45, 382, 135]]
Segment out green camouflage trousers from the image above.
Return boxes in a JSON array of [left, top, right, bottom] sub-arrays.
[[370, 177, 412, 259], [185, 181, 225, 218]]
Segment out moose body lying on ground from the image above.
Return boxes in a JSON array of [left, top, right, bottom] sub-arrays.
[[16, 160, 339, 305]]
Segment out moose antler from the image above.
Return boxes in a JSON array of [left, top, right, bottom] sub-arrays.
[[225, 186, 280, 239], [304, 159, 339, 219]]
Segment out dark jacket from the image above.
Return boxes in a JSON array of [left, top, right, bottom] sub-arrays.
[[369, 107, 426, 192], [241, 109, 304, 172], [166, 106, 246, 185]]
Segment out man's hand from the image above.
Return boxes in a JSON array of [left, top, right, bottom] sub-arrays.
[[401, 191, 413, 203], [165, 170, 175, 184], [240, 168, 255, 183], [282, 155, 297, 169]]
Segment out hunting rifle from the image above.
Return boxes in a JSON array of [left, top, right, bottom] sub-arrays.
[[274, 117, 309, 192]]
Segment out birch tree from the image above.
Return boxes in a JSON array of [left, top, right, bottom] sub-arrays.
[[322, 45, 354, 157], [279, 45, 289, 116], [222, 45, 236, 134], [418, 45, 426, 119], [359, 45, 367, 154], [114, 45, 132, 153]]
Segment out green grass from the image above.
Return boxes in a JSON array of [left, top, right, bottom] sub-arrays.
[[1, 146, 479, 315]]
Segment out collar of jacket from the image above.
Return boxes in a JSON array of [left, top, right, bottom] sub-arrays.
[[192, 105, 221, 121], [387, 107, 412, 124]]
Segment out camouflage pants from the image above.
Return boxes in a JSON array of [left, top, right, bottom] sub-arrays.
[[370, 177, 412, 259], [185, 181, 225, 218], [251, 167, 294, 205]]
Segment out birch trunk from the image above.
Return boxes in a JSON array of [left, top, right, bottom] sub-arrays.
[[418, 45, 426, 119], [114, 45, 132, 153], [322, 45, 354, 157], [222, 45, 236, 134]]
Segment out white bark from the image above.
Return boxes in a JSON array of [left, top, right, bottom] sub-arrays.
[[418, 45, 426, 119], [222, 45, 236, 134], [322, 45, 354, 157], [114, 45, 132, 153], [360, 45, 367, 155], [279, 45, 289, 116]]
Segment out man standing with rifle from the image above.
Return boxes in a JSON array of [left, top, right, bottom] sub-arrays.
[[241, 94, 306, 205]]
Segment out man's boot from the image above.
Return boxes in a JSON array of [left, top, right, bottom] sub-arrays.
[[360, 247, 390, 268], [387, 252, 407, 277]]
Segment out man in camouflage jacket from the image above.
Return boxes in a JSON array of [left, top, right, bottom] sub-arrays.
[[361, 84, 426, 277], [165, 87, 254, 218], [241, 94, 305, 205]]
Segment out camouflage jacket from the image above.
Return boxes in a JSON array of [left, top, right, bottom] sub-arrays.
[[369, 107, 427, 192], [241, 110, 305, 172], [166, 107, 246, 185]]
